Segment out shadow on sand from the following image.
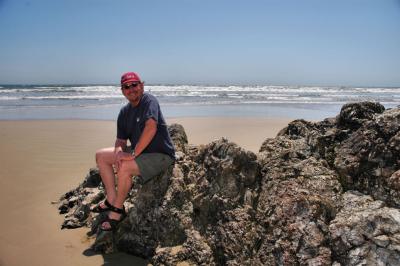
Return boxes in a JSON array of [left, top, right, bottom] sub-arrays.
[[83, 248, 148, 266]]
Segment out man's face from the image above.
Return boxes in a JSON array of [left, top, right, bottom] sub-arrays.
[[121, 82, 144, 104]]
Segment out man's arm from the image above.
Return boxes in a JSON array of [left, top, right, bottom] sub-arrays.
[[114, 138, 127, 154], [134, 118, 157, 157]]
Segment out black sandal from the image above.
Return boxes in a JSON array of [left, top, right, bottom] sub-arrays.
[[91, 199, 113, 213], [100, 205, 127, 232]]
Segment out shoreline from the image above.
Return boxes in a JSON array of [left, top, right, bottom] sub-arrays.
[[0, 117, 292, 266], [0, 117, 294, 152], [0, 102, 346, 121], [0, 115, 293, 121]]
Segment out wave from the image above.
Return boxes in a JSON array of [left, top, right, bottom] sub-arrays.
[[148, 85, 400, 94], [0, 85, 399, 95], [0, 86, 118, 93], [0, 96, 20, 100], [1, 95, 398, 103], [161, 100, 390, 106], [36, 86, 118, 92], [0, 85, 399, 108], [21, 95, 123, 100]]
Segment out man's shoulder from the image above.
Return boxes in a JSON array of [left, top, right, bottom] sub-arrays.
[[119, 103, 131, 114], [142, 93, 159, 104]]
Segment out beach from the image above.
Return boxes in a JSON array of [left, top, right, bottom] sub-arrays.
[[2, 0, 399, 263], [1, 85, 398, 265], [0, 117, 292, 266]]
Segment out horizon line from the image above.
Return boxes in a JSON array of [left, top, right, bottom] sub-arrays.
[[0, 82, 399, 88]]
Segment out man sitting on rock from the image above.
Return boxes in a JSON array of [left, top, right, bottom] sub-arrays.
[[93, 72, 175, 231]]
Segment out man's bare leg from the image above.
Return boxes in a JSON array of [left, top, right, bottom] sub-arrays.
[[95, 147, 118, 206], [101, 159, 140, 230]]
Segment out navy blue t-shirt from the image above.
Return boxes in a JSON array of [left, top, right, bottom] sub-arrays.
[[117, 93, 175, 159]]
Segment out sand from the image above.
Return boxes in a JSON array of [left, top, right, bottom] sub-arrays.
[[168, 117, 292, 152], [0, 117, 292, 266]]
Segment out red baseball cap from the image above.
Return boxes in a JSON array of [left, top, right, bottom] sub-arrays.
[[121, 72, 142, 85]]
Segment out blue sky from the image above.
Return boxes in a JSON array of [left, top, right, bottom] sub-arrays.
[[0, 0, 399, 86]]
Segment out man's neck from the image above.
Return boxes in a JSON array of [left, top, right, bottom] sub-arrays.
[[130, 94, 143, 107]]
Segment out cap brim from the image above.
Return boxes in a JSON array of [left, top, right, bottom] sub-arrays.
[[121, 79, 141, 85]]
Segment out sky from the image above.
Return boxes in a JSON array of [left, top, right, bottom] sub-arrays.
[[0, 0, 399, 86]]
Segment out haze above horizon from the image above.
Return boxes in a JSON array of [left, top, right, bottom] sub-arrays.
[[0, 0, 399, 87]]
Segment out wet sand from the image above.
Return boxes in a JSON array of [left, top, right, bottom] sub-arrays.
[[0, 117, 292, 266]]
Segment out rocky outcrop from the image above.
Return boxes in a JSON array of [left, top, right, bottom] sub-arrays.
[[58, 102, 400, 265], [256, 136, 342, 265], [330, 191, 400, 265]]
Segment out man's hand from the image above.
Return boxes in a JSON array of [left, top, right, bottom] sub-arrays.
[[114, 151, 135, 172]]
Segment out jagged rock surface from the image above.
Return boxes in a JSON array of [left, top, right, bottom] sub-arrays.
[[58, 102, 400, 265], [330, 191, 400, 265]]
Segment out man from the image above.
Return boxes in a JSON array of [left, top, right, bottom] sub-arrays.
[[93, 72, 175, 231]]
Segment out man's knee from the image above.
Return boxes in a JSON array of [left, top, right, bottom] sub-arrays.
[[117, 160, 140, 178], [95, 149, 105, 164], [95, 147, 114, 165]]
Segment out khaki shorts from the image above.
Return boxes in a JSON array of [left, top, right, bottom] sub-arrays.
[[134, 153, 174, 183]]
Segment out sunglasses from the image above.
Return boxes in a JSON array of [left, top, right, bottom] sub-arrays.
[[122, 83, 140, 90]]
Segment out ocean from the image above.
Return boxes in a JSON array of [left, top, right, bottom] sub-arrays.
[[0, 84, 399, 120]]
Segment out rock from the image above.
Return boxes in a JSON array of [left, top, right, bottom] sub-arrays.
[[82, 168, 102, 188], [334, 107, 400, 207], [277, 119, 320, 139], [256, 136, 342, 265], [329, 191, 400, 265], [110, 166, 176, 258], [168, 123, 188, 153], [151, 230, 215, 265], [57, 103, 400, 265], [337, 101, 385, 130]]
